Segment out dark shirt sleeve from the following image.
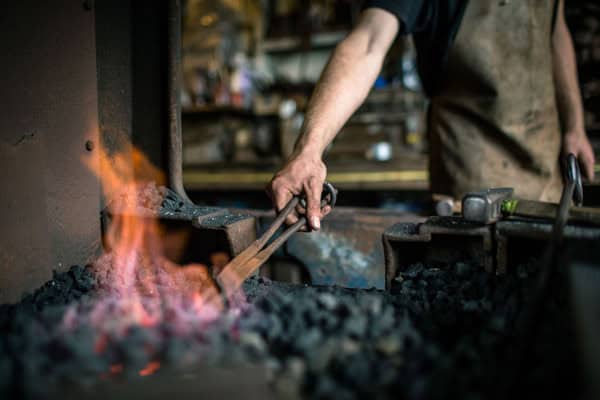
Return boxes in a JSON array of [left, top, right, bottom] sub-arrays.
[[362, 0, 433, 34], [361, 0, 467, 96]]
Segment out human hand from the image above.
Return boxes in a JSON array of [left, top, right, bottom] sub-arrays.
[[268, 152, 331, 230], [563, 130, 596, 181]]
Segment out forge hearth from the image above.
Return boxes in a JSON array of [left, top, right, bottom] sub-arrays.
[[0, 257, 579, 400], [0, 1, 592, 399]]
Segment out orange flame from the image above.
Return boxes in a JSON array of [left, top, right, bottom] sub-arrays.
[[83, 140, 223, 327]]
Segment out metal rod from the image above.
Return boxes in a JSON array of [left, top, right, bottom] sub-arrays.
[[506, 158, 578, 397], [167, 0, 192, 203]]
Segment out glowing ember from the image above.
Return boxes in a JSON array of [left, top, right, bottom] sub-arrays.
[[94, 333, 109, 354], [109, 364, 124, 375], [139, 361, 161, 377]]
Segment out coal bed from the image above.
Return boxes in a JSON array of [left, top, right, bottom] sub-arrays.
[[0, 261, 579, 399]]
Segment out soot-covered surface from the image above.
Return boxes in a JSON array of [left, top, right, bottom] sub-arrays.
[[0, 262, 578, 399]]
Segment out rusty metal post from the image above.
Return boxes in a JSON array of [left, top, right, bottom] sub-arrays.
[[167, 0, 192, 204]]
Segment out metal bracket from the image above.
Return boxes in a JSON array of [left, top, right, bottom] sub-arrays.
[[383, 217, 494, 290], [101, 187, 257, 266], [383, 215, 600, 289]]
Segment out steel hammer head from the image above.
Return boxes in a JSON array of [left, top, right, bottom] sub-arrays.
[[462, 188, 514, 224]]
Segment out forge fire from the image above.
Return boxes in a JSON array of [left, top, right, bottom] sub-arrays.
[[0, 259, 578, 399], [2, 1, 600, 399], [0, 146, 580, 398]]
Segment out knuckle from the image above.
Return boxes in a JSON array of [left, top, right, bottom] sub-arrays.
[[308, 203, 321, 211], [305, 180, 317, 190], [270, 178, 284, 192], [307, 175, 323, 187], [308, 175, 319, 183]]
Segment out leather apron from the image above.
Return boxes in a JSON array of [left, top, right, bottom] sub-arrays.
[[428, 0, 563, 202]]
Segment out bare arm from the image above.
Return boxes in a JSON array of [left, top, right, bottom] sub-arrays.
[[297, 9, 400, 156], [269, 8, 400, 229], [553, 0, 595, 179]]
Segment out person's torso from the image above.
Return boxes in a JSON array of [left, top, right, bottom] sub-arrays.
[[427, 0, 563, 202]]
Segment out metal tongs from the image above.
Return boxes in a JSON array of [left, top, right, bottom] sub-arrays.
[[214, 182, 337, 300], [553, 153, 583, 242], [508, 153, 584, 394]]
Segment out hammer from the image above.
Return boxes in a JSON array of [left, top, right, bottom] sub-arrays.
[[462, 155, 600, 225], [462, 189, 600, 225]]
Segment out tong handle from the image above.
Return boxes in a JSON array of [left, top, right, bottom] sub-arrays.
[[257, 182, 337, 260], [255, 182, 337, 253], [298, 181, 338, 210], [564, 153, 583, 207]]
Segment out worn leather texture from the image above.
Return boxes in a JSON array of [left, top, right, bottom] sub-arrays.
[[428, 0, 563, 202]]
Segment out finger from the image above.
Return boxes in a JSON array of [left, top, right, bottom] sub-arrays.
[[298, 224, 309, 232], [296, 204, 306, 215], [305, 177, 323, 231], [321, 205, 332, 217], [292, 204, 309, 230], [271, 181, 294, 213], [286, 210, 300, 226], [271, 181, 301, 227], [580, 148, 595, 181]]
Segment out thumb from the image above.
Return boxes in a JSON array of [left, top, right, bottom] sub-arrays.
[[305, 178, 323, 231]]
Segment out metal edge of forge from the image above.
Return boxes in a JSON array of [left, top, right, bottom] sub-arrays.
[[383, 216, 600, 289], [101, 192, 257, 262], [59, 365, 276, 400], [193, 209, 257, 257], [383, 216, 494, 290], [495, 219, 600, 274]]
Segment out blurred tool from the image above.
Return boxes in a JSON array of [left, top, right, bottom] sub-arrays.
[[461, 156, 599, 225], [433, 194, 461, 216], [509, 153, 587, 395]]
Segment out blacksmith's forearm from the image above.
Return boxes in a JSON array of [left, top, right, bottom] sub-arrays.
[[296, 38, 387, 156], [294, 9, 399, 158]]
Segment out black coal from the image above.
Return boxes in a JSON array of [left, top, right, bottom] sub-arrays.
[[0, 261, 579, 399]]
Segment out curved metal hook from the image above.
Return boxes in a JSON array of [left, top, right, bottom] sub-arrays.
[[565, 153, 583, 207], [299, 181, 338, 209]]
